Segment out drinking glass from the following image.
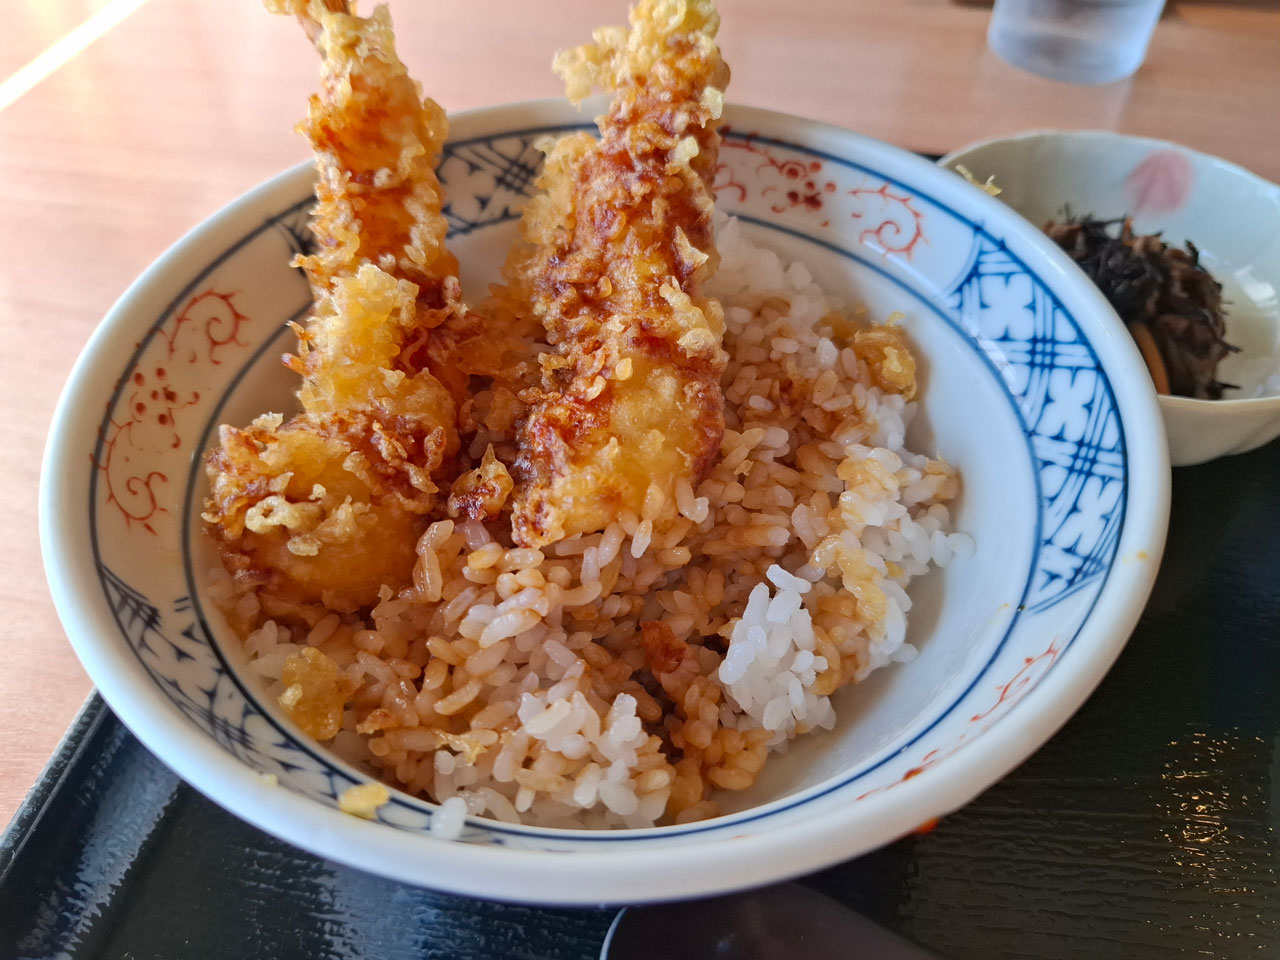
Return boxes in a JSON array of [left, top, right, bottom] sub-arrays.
[[988, 0, 1165, 85]]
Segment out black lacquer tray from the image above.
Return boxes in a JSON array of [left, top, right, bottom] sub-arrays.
[[5, 442, 1278, 960]]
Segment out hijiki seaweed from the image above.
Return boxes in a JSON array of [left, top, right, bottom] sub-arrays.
[[1044, 215, 1236, 399]]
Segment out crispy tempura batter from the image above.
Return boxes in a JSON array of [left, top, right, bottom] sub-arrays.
[[269, 0, 457, 307], [503, 0, 730, 547], [203, 0, 463, 611]]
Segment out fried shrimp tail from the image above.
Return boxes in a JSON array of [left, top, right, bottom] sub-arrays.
[[506, 0, 730, 547], [267, 0, 457, 305], [203, 1, 463, 611]]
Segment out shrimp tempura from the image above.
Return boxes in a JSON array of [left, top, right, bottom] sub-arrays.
[[274, 0, 457, 308], [504, 0, 731, 547], [203, 0, 462, 611]]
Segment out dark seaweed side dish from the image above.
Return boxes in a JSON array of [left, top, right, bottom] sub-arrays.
[[1045, 216, 1235, 399]]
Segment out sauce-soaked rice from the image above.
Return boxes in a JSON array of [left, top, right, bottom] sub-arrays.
[[212, 219, 967, 832]]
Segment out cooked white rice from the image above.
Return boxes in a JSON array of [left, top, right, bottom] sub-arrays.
[[212, 216, 967, 838]]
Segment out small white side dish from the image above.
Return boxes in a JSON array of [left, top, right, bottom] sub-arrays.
[[941, 130, 1280, 466]]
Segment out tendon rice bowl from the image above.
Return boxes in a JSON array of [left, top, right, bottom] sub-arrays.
[[209, 217, 970, 835]]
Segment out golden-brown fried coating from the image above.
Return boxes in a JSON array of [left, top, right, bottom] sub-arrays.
[[269, 0, 526, 412], [504, 0, 731, 547], [204, 408, 438, 613], [267, 0, 457, 309], [288, 263, 459, 445], [203, 265, 451, 610], [204, 1, 462, 610]]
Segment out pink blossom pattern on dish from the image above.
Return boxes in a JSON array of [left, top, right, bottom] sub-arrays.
[[1125, 149, 1194, 217]]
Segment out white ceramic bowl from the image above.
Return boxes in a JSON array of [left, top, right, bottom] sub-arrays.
[[940, 130, 1280, 467], [41, 101, 1169, 905]]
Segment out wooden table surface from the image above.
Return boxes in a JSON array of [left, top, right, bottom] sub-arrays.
[[2, 0, 1277, 830]]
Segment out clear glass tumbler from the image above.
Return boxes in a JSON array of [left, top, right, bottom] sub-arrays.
[[987, 0, 1165, 85]]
